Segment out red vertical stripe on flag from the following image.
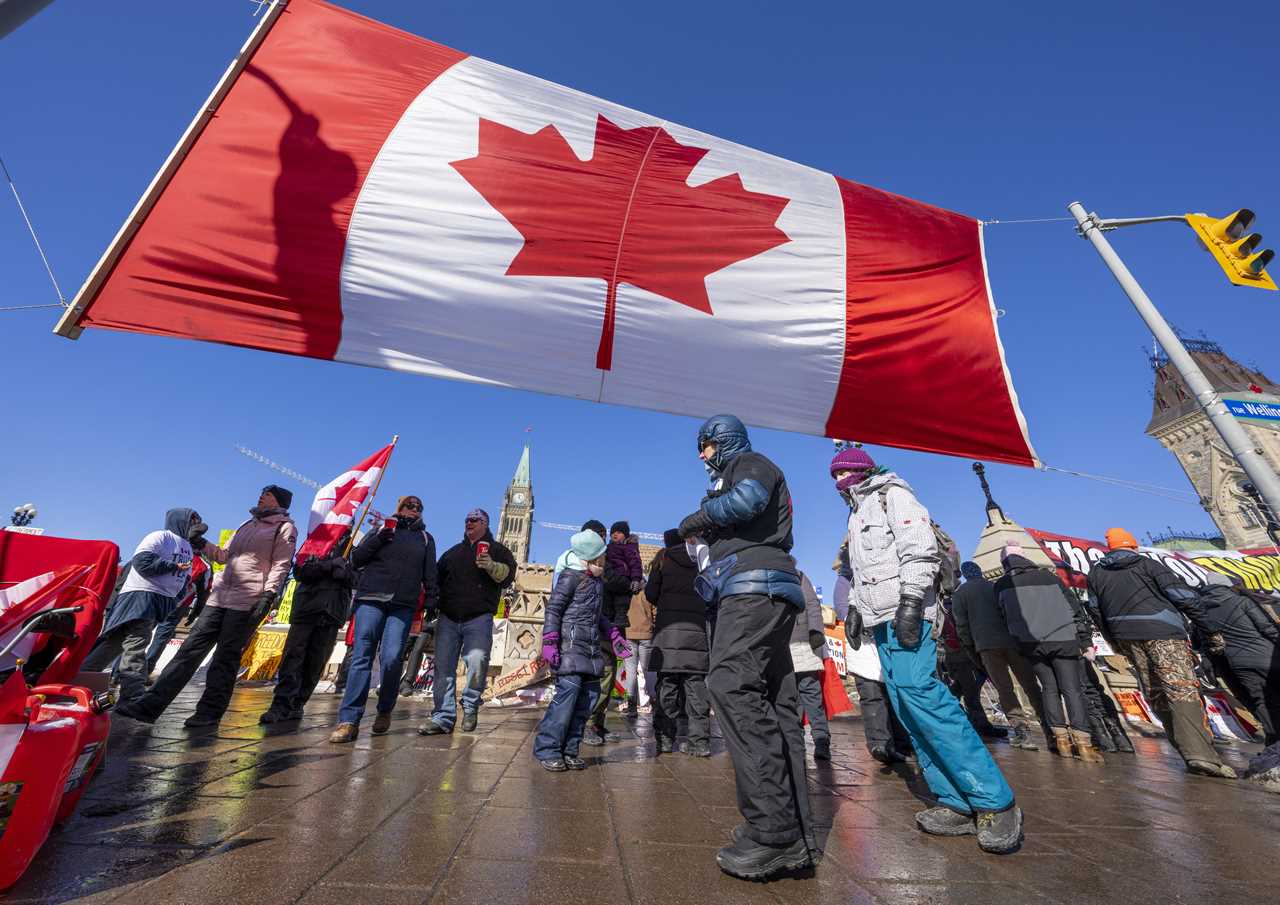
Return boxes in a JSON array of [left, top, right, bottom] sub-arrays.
[[81, 0, 466, 359], [825, 178, 1035, 466]]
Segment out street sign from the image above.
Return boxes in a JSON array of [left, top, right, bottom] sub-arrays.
[[2, 525, 44, 535], [1224, 395, 1280, 425]]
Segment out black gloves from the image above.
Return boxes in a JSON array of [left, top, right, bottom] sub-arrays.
[[189, 534, 207, 552], [893, 598, 924, 649], [844, 608, 863, 650], [677, 508, 714, 539], [249, 590, 276, 622]]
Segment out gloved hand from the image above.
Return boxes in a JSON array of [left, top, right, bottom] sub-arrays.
[[541, 632, 561, 669], [893, 597, 924, 649], [1206, 632, 1227, 656], [844, 608, 863, 650], [609, 627, 632, 659], [377, 526, 396, 542], [249, 590, 276, 622], [189, 534, 207, 552], [678, 508, 714, 539], [809, 630, 827, 655], [630, 579, 642, 594], [478, 554, 510, 583]]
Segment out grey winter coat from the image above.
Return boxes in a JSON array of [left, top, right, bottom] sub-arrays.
[[844, 471, 939, 628], [994, 555, 1092, 652]]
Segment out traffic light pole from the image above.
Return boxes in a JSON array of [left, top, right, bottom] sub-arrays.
[[1068, 200, 1280, 528]]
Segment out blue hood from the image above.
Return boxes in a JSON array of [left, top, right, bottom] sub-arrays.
[[697, 414, 752, 474]]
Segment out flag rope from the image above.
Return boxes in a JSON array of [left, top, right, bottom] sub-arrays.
[[981, 216, 1074, 226], [1, 153, 67, 309]]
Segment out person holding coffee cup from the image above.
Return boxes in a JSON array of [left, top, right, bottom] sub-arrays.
[[419, 508, 518, 735]]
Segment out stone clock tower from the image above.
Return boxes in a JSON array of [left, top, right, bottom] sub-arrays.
[[496, 442, 534, 564], [1146, 336, 1280, 549]]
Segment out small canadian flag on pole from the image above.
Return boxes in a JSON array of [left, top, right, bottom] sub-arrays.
[[295, 438, 397, 564]]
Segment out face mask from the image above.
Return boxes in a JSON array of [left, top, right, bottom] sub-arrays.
[[586, 563, 604, 577]]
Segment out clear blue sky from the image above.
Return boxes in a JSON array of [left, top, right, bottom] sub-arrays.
[[2, 1, 1278, 592]]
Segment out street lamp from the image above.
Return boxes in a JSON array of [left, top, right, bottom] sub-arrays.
[[10, 503, 37, 527]]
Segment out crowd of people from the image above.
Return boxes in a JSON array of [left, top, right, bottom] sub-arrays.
[[85, 417, 1280, 882]]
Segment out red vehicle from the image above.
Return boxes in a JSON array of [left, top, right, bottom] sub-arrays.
[[0, 531, 119, 890]]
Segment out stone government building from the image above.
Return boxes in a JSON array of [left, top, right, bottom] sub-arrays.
[[1147, 335, 1280, 549]]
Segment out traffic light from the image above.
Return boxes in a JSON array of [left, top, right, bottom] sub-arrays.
[[1185, 209, 1277, 290]]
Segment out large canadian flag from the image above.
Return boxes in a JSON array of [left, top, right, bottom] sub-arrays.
[[295, 441, 395, 563], [57, 0, 1037, 466]]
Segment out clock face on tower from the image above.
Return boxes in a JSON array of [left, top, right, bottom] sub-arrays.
[[513, 492, 526, 504]]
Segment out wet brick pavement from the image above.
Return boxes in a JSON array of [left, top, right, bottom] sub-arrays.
[[10, 683, 1280, 904]]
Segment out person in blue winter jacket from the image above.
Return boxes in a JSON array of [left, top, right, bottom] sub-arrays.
[[534, 530, 632, 772]]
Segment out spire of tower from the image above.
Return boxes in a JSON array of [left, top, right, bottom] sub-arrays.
[[512, 441, 531, 488]]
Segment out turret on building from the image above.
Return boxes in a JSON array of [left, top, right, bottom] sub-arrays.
[[1146, 336, 1280, 549]]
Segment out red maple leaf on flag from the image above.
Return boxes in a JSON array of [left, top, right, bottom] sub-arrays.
[[452, 115, 791, 371]]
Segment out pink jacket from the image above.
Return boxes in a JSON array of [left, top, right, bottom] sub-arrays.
[[203, 508, 298, 611]]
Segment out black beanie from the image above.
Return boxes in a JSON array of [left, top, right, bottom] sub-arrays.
[[581, 519, 607, 539], [610, 520, 631, 538], [663, 529, 682, 548], [262, 484, 293, 509]]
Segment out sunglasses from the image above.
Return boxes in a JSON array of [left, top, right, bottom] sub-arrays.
[[465, 517, 484, 523], [400, 501, 423, 512]]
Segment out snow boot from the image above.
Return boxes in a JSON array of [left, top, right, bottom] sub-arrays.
[[715, 836, 811, 880], [915, 806, 976, 836], [1070, 729, 1105, 764], [976, 806, 1023, 854], [1051, 727, 1073, 758], [1104, 717, 1135, 753]]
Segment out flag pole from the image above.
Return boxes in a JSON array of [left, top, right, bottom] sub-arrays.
[[343, 434, 398, 556]]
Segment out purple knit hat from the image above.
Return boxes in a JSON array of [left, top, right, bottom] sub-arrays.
[[830, 447, 875, 492]]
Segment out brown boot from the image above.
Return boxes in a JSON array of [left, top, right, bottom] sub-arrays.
[[371, 712, 392, 735], [1070, 729, 1105, 765], [329, 723, 359, 744], [1052, 727, 1073, 757]]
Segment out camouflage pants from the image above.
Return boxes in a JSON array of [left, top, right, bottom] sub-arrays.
[[1116, 637, 1221, 766], [1114, 638, 1200, 708]]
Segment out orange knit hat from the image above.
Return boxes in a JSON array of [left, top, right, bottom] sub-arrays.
[[1105, 528, 1139, 550]]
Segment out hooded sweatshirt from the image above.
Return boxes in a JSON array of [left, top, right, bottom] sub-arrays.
[[118, 508, 198, 599], [1085, 548, 1208, 641]]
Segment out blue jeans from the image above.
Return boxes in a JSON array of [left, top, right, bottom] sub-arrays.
[[430, 613, 494, 730], [533, 673, 599, 760], [874, 619, 1015, 815], [338, 601, 413, 726]]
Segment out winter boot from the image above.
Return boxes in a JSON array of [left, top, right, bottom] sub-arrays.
[[656, 735, 676, 754], [1089, 716, 1118, 753], [1051, 727, 1073, 758], [1070, 729, 1105, 765], [915, 806, 976, 836], [715, 836, 811, 880], [1187, 760, 1237, 779], [1104, 717, 1135, 753], [976, 806, 1024, 854], [1009, 725, 1039, 751]]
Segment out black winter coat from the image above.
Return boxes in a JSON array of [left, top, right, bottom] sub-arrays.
[[646, 545, 708, 674], [1086, 549, 1208, 642], [292, 552, 357, 625], [1198, 585, 1280, 670], [994, 556, 1092, 655], [601, 565, 634, 630], [351, 519, 439, 611], [436, 532, 517, 622], [544, 569, 613, 676], [701, 450, 796, 578]]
